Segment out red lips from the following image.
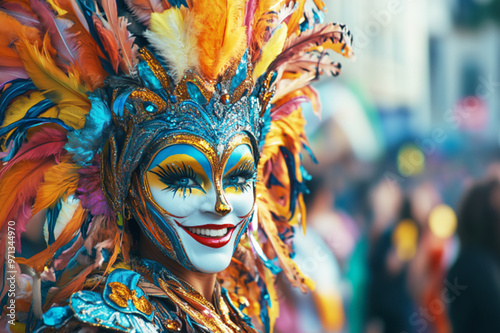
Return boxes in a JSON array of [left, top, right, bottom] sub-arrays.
[[175, 222, 237, 248]]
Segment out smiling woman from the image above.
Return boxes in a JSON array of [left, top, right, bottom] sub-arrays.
[[143, 142, 256, 273], [0, 0, 352, 332]]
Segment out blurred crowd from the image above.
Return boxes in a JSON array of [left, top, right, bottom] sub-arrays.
[[274, 0, 500, 332]]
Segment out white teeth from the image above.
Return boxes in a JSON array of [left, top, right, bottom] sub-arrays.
[[187, 227, 230, 237]]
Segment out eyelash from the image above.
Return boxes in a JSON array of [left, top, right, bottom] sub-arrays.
[[224, 161, 257, 193], [150, 162, 204, 198]]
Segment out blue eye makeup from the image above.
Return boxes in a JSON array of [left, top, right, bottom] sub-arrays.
[[150, 162, 206, 198], [224, 160, 256, 193]]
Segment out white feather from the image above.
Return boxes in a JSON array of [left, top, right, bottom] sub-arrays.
[[143, 8, 199, 84], [43, 195, 80, 245]]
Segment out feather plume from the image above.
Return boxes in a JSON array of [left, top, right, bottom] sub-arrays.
[[77, 164, 114, 218], [33, 154, 79, 215], [253, 24, 287, 80], [39, 104, 88, 130], [279, 51, 341, 77], [15, 33, 90, 109], [268, 22, 352, 72], [93, 14, 120, 73], [96, 0, 139, 75], [0, 158, 53, 251], [0, 125, 67, 178], [124, 0, 167, 25], [0, 67, 29, 87], [50, 0, 108, 89], [145, 7, 199, 83]]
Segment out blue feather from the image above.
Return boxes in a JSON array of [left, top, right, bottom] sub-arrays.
[[47, 200, 62, 246]]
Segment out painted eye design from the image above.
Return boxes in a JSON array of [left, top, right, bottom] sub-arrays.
[[224, 161, 256, 193], [149, 162, 205, 198]]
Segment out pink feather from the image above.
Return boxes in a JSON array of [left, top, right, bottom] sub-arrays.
[[0, 67, 29, 87], [124, 0, 166, 25], [244, 0, 258, 45], [96, 0, 139, 75], [0, 126, 67, 178], [271, 95, 310, 121], [280, 51, 342, 77], [29, 0, 77, 66], [268, 22, 351, 72], [0, 2, 40, 28]]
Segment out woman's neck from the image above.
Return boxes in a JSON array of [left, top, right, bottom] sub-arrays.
[[138, 232, 217, 303]]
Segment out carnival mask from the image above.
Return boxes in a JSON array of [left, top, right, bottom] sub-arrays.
[[141, 136, 255, 273]]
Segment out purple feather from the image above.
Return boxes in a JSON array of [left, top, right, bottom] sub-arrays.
[[77, 164, 113, 218]]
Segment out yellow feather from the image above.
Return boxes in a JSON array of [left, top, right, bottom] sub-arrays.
[[253, 24, 287, 80], [2, 91, 46, 127], [145, 7, 199, 83], [15, 33, 90, 110], [40, 105, 88, 130]]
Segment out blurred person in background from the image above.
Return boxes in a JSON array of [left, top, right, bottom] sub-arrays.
[[366, 179, 418, 333], [446, 179, 500, 333], [275, 175, 345, 333], [407, 183, 453, 333]]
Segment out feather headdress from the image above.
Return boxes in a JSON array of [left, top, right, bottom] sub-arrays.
[[0, 0, 352, 331]]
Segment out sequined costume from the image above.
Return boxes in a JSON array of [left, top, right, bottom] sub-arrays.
[[0, 0, 352, 332]]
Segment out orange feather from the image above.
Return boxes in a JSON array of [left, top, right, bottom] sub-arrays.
[[191, 0, 227, 79], [213, 0, 247, 76], [32, 155, 80, 216], [49, 0, 108, 89]]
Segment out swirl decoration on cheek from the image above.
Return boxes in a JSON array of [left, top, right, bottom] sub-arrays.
[[0, 0, 352, 331]]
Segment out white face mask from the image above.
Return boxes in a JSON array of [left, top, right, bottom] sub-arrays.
[[144, 141, 255, 273]]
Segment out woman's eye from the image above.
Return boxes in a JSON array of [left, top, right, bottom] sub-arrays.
[[228, 175, 246, 184], [176, 178, 196, 187]]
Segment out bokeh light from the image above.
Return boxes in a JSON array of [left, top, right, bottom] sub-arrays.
[[429, 204, 457, 239], [397, 144, 425, 177]]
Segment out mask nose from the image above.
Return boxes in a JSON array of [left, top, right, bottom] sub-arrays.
[[214, 179, 232, 216], [215, 196, 232, 216]]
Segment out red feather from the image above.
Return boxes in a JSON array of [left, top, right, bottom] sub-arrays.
[[0, 126, 67, 178]]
